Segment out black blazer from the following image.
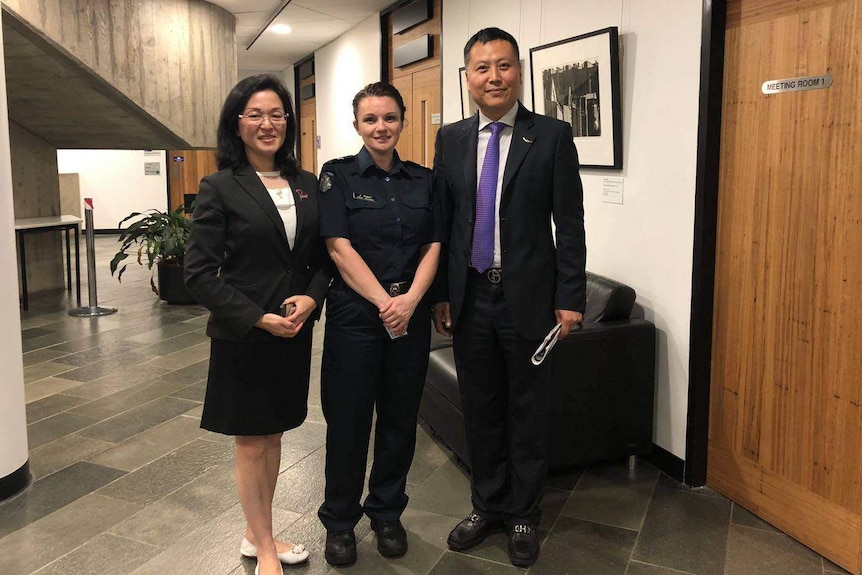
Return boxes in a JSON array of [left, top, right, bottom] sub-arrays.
[[432, 103, 587, 340], [185, 165, 332, 343]]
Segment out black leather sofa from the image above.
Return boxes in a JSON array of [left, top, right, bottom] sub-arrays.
[[420, 272, 656, 470]]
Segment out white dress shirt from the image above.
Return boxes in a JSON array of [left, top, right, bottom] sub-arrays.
[[476, 102, 519, 269]]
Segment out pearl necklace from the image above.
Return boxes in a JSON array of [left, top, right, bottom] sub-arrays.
[[255, 172, 293, 210]]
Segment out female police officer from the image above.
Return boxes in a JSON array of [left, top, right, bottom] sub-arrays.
[[316, 82, 441, 566]]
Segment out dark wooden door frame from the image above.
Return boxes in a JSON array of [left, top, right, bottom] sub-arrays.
[[685, 0, 728, 487]]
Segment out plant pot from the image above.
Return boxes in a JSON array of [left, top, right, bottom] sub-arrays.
[[157, 262, 195, 304]]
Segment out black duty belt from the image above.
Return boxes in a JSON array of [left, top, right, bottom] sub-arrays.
[[387, 280, 411, 296]]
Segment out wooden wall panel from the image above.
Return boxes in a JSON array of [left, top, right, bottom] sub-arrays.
[[385, 0, 442, 168], [2, 0, 236, 147], [389, 0, 442, 80], [168, 149, 217, 212]]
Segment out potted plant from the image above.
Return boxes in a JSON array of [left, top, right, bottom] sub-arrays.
[[110, 205, 195, 304]]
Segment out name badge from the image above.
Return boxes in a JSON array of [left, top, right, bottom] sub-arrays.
[[352, 193, 377, 203]]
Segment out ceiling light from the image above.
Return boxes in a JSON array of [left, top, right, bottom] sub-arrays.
[[271, 24, 292, 34]]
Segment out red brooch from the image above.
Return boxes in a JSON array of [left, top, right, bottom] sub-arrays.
[[296, 189, 308, 200]]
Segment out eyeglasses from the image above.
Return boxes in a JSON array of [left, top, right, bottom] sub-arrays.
[[238, 111, 288, 125]]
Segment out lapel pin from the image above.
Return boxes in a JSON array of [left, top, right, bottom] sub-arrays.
[[522, 136, 534, 144], [296, 189, 308, 200]]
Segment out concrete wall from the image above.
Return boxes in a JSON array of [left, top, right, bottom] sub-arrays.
[[10, 121, 63, 293], [2, 0, 236, 147]]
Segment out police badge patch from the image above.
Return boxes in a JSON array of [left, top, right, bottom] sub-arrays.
[[319, 172, 334, 193]]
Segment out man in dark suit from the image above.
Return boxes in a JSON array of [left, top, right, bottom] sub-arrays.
[[431, 27, 586, 567]]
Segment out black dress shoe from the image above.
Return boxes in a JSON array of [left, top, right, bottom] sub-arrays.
[[371, 519, 408, 557], [447, 512, 504, 551], [325, 530, 357, 566], [508, 524, 540, 567]]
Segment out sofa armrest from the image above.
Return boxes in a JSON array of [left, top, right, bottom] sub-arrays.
[[547, 319, 656, 469]]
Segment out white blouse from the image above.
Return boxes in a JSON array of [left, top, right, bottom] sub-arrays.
[[257, 171, 296, 250]]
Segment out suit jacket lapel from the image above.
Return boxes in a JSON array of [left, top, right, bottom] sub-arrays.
[[287, 174, 305, 254], [502, 104, 536, 194], [234, 166, 290, 249], [458, 115, 479, 202]]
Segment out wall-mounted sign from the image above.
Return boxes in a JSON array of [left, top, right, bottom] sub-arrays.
[[144, 162, 161, 176], [602, 177, 624, 205], [762, 74, 832, 95]]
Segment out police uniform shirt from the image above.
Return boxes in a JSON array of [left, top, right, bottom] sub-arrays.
[[318, 147, 440, 285]]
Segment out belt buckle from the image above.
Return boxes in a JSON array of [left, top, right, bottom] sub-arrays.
[[486, 269, 502, 284], [389, 282, 402, 296]]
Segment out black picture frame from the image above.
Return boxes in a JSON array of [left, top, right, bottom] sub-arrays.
[[529, 27, 622, 169]]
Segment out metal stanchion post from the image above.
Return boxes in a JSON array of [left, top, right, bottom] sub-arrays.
[[69, 198, 117, 317]]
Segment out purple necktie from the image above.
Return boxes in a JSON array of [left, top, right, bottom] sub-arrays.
[[471, 122, 505, 273]]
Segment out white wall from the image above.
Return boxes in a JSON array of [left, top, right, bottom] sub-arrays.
[[0, 22, 29, 488], [443, 0, 702, 459], [314, 14, 382, 164], [56, 150, 168, 230], [227, 0, 701, 458]]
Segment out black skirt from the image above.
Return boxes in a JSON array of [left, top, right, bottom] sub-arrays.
[[201, 325, 313, 436]]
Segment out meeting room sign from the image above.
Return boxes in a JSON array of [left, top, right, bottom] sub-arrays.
[[761, 74, 833, 94]]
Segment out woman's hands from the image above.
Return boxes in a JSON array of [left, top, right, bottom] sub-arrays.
[[379, 293, 418, 337], [255, 295, 317, 338]]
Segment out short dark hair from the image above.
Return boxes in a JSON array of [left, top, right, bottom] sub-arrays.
[[463, 27, 520, 65], [351, 82, 407, 121], [216, 74, 298, 176]]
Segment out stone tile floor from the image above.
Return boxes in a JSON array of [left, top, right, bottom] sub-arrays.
[[1, 236, 851, 575]]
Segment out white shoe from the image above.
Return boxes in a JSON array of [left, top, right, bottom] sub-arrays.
[[254, 563, 284, 575], [242, 537, 309, 565]]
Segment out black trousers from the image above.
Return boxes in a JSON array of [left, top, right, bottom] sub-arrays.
[[452, 271, 553, 527], [318, 285, 431, 532]]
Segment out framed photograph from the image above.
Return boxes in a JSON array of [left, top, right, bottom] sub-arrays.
[[459, 67, 478, 119], [530, 27, 622, 169]]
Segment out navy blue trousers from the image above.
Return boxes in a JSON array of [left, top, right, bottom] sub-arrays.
[[318, 284, 431, 531]]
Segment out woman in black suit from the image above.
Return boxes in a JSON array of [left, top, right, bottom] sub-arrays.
[[185, 74, 330, 575]]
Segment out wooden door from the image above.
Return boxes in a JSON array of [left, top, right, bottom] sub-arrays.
[[299, 95, 317, 174], [410, 65, 441, 166], [298, 68, 317, 175], [391, 75, 414, 162], [392, 67, 440, 166], [167, 149, 217, 212], [708, 1, 862, 572]]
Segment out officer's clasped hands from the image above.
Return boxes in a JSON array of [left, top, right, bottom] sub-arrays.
[[379, 293, 418, 336]]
